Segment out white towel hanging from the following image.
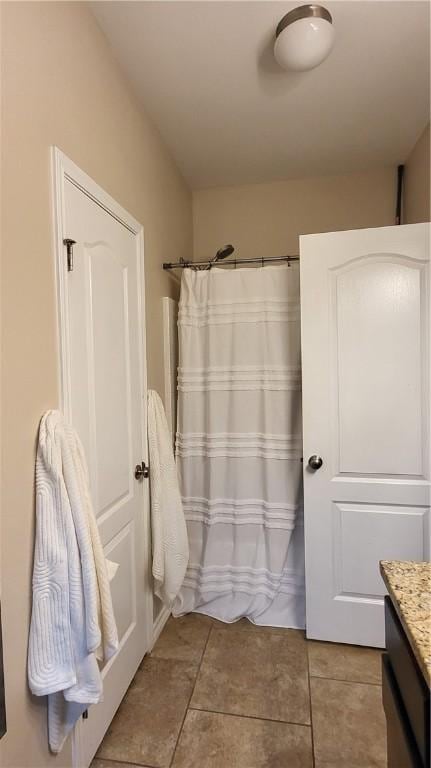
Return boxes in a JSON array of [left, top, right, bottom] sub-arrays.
[[28, 410, 118, 753], [147, 390, 189, 605]]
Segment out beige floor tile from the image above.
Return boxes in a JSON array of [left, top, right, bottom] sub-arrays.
[[172, 709, 313, 768], [152, 613, 212, 663], [96, 657, 197, 768], [191, 627, 310, 724], [308, 640, 382, 684], [212, 616, 306, 639], [311, 677, 387, 768]]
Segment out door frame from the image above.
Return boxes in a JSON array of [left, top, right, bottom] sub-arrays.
[[51, 147, 152, 767]]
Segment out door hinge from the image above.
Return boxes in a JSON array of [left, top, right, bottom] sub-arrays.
[[64, 238, 76, 272]]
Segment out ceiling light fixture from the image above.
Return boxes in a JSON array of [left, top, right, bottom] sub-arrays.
[[274, 4, 335, 72]]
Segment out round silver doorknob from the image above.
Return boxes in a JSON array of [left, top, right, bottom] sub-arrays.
[[135, 461, 149, 480], [308, 455, 323, 470]]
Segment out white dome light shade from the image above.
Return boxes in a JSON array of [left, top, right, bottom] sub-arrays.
[[274, 5, 335, 72]]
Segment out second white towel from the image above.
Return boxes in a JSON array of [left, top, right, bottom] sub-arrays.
[[148, 390, 189, 605]]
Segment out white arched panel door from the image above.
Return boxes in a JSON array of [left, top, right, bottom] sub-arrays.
[[300, 223, 430, 647]]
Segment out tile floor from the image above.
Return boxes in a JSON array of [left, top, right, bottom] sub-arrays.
[[92, 614, 387, 768]]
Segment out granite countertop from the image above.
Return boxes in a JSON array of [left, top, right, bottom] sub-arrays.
[[380, 560, 430, 687]]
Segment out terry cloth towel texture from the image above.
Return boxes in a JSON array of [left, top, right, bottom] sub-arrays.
[[28, 410, 118, 753]]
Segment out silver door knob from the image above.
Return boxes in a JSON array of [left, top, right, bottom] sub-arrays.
[[308, 455, 323, 470], [135, 461, 149, 480]]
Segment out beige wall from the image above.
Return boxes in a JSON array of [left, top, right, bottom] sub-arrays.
[[0, 3, 192, 767], [193, 168, 396, 261], [404, 123, 430, 224]]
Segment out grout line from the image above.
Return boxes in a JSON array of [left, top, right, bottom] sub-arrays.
[[168, 621, 214, 767], [306, 638, 316, 768], [94, 756, 154, 768], [188, 706, 312, 729], [211, 624, 305, 637], [309, 673, 382, 687]]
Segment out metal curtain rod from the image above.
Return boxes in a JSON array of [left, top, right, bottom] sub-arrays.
[[163, 254, 299, 270]]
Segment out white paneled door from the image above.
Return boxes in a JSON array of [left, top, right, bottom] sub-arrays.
[[54, 150, 152, 766], [300, 224, 430, 647]]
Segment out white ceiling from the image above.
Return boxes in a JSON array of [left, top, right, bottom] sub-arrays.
[[92, 1, 430, 189]]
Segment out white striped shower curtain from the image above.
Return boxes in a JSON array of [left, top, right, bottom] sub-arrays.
[[172, 264, 305, 628]]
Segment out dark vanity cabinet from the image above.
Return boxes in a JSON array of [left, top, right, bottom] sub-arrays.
[[382, 597, 429, 768]]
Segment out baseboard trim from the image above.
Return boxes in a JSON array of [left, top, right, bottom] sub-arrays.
[[151, 604, 170, 650]]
